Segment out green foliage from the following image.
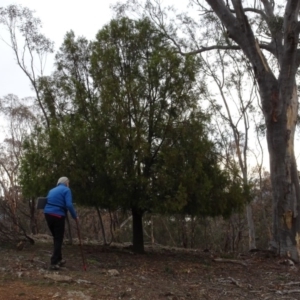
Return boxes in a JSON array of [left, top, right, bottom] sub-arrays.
[[153, 112, 246, 218], [20, 16, 246, 220]]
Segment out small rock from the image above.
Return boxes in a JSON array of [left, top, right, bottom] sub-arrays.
[[52, 292, 60, 298], [108, 269, 120, 276], [76, 279, 93, 284], [38, 268, 47, 274], [44, 274, 72, 282], [67, 291, 91, 300]]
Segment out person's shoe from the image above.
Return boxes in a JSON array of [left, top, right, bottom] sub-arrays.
[[58, 259, 66, 267], [49, 264, 60, 270]]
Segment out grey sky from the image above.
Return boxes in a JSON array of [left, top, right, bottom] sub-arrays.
[[0, 0, 127, 98], [1, 0, 189, 98], [0, 1, 287, 169]]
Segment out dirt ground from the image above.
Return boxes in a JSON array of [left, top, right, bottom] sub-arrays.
[[0, 240, 300, 300]]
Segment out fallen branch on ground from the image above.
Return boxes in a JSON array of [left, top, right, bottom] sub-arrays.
[[213, 258, 247, 267]]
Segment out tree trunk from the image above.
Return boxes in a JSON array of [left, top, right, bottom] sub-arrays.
[[132, 207, 144, 254], [267, 85, 300, 261], [96, 206, 107, 245], [190, 216, 196, 248], [109, 210, 115, 243], [65, 215, 73, 244], [181, 216, 188, 248], [162, 217, 176, 246], [150, 215, 155, 245], [29, 198, 38, 234], [246, 204, 256, 250]]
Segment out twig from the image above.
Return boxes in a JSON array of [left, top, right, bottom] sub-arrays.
[[281, 282, 300, 286], [213, 258, 247, 267], [276, 289, 300, 295], [228, 277, 243, 288], [33, 260, 46, 265]]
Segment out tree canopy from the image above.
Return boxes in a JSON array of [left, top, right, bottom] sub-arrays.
[[17, 16, 247, 253]]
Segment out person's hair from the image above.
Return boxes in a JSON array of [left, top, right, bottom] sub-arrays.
[[57, 177, 69, 185]]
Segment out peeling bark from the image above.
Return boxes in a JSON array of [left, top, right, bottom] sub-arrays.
[[268, 86, 300, 260]]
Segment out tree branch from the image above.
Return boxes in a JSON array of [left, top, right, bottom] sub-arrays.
[[243, 8, 267, 21], [176, 45, 240, 55]]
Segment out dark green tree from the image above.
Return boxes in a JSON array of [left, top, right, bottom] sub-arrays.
[[90, 17, 245, 253], [20, 17, 246, 253]]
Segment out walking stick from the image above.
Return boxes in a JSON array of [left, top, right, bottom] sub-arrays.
[[76, 218, 87, 271]]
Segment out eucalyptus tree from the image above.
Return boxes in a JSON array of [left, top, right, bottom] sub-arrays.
[[202, 49, 259, 250], [199, 0, 300, 261], [0, 94, 38, 237], [0, 94, 37, 194], [0, 5, 54, 128]]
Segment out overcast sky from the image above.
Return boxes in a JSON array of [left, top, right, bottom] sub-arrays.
[[0, 0, 130, 98], [0, 0, 188, 99], [1, 1, 292, 168]]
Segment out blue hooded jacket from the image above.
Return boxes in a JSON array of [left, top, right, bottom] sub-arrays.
[[44, 183, 77, 219]]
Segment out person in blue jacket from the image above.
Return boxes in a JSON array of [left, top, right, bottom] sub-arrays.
[[44, 176, 77, 270]]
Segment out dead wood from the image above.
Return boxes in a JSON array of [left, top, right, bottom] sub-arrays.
[[213, 258, 248, 267]]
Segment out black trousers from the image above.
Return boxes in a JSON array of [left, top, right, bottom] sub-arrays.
[[45, 214, 65, 265]]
